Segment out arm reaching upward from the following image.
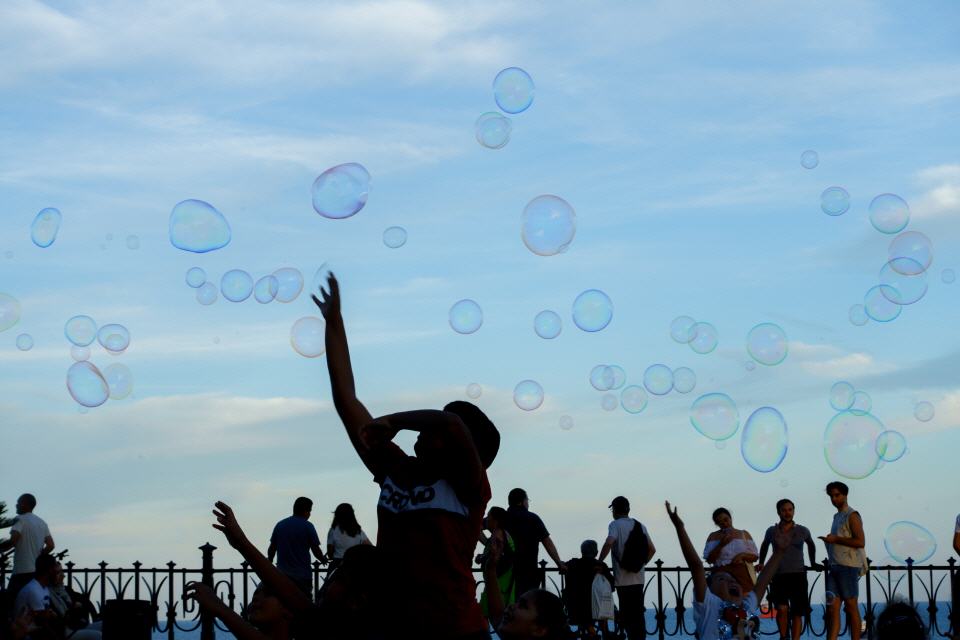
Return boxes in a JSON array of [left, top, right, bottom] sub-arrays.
[[752, 526, 793, 601], [665, 502, 706, 603], [483, 534, 506, 629], [185, 583, 272, 640]]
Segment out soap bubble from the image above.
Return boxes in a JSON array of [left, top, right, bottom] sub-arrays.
[[0, 294, 22, 333], [97, 324, 130, 353], [311, 163, 370, 219], [942, 268, 956, 284], [185, 267, 206, 288], [15, 333, 33, 351], [670, 315, 696, 343], [690, 393, 739, 440], [864, 285, 901, 322], [606, 366, 627, 390], [673, 367, 697, 394], [643, 364, 673, 395], [383, 226, 407, 249], [493, 67, 534, 114], [196, 282, 218, 305], [30, 208, 62, 248], [879, 258, 928, 305], [689, 322, 718, 354], [800, 150, 819, 169], [620, 386, 648, 414], [103, 363, 134, 399], [829, 382, 855, 411], [66, 361, 109, 407], [169, 199, 231, 253], [744, 361, 756, 371], [715, 440, 727, 450], [466, 383, 482, 399], [914, 401, 934, 422], [888, 231, 933, 274], [869, 194, 910, 234], [125, 235, 140, 250], [741, 407, 788, 472], [534, 310, 562, 339], [820, 187, 850, 216], [290, 317, 326, 358], [449, 299, 483, 334], [475, 112, 512, 149], [601, 393, 618, 411], [848, 304, 868, 326], [823, 410, 884, 479], [220, 269, 254, 302], [70, 345, 90, 362], [522, 195, 576, 256], [884, 521, 937, 564], [514, 380, 544, 411], [875, 430, 907, 462], [64, 315, 96, 346], [572, 289, 612, 332], [254, 275, 280, 304], [850, 390, 872, 416], [590, 364, 614, 391], [559, 415, 574, 430], [746, 323, 788, 366], [273, 268, 304, 303]]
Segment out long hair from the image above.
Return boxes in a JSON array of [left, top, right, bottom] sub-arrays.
[[332, 503, 361, 537]]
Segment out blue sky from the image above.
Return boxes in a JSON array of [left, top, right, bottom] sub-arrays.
[[1, 0, 959, 570]]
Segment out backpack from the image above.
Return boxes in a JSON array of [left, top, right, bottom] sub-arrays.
[[617, 519, 649, 572]]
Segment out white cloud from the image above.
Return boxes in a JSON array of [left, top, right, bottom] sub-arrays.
[[791, 341, 897, 379], [912, 164, 960, 220]]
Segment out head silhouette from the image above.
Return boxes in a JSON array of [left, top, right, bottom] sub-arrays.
[[444, 401, 500, 468]]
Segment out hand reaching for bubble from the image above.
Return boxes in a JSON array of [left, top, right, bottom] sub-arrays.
[[311, 273, 340, 320]]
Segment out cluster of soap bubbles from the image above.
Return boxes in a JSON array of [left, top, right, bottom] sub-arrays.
[[450, 288, 611, 337], [184, 266, 304, 306], [689, 393, 789, 473], [670, 315, 718, 354], [475, 67, 534, 150], [63, 315, 134, 408], [586, 363, 696, 415], [824, 382, 909, 478]]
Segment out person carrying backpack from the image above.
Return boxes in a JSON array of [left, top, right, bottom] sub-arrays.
[[599, 496, 656, 639]]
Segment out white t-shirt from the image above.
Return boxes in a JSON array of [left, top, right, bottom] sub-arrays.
[[13, 579, 51, 614], [606, 517, 649, 587], [694, 590, 759, 640], [10, 513, 51, 574], [326, 526, 370, 559]]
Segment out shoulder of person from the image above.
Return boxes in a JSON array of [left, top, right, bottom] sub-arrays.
[[707, 530, 723, 540]]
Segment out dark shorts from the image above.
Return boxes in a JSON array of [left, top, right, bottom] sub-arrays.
[[768, 572, 810, 615], [825, 565, 860, 600]]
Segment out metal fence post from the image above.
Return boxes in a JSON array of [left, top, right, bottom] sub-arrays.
[[864, 557, 873, 640], [200, 543, 217, 640]]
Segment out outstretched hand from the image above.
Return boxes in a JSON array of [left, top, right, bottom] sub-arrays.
[[212, 501, 249, 550], [310, 273, 340, 320], [184, 582, 222, 611], [665, 501, 684, 528], [360, 418, 398, 449]]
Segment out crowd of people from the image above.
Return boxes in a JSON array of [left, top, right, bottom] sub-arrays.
[[2, 273, 957, 640]]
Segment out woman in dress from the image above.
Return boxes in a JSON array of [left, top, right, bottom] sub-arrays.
[[703, 507, 759, 592]]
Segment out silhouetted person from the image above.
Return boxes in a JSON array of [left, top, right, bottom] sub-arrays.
[[758, 498, 817, 640], [564, 539, 614, 636], [326, 503, 370, 571], [478, 506, 516, 620], [875, 601, 926, 640], [267, 496, 327, 595], [0, 494, 55, 600], [703, 507, 758, 593], [599, 496, 655, 639], [505, 488, 566, 596], [314, 273, 500, 639], [12, 553, 62, 639], [819, 481, 866, 640]]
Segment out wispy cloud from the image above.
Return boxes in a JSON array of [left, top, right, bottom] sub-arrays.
[[791, 341, 897, 379]]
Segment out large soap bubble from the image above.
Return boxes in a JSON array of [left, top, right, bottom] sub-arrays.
[[522, 195, 576, 256], [820, 187, 850, 216], [534, 310, 562, 339], [572, 289, 612, 332], [169, 199, 231, 253], [670, 315, 696, 343], [65, 315, 97, 346], [800, 150, 819, 169], [185, 267, 206, 288], [740, 407, 788, 472], [884, 521, 937, 564], [823, 411, 883, 479], [254, 275, 279, 304], [690, 393, 739, 440], [888, 231, 933, 274], [66, 361, 109, 407], [475, 112, 512, 149], [621, 385, 648, 414], [449, 299, 483, 334], [273, 268, 304, 303], [673, 367, 697, 394], [0, 294, 22, 332], [875, 430, 907, 462], [221, 269, 254, 302], [30, 208, 62, 248], [16, 333, 33, 351], [829, 381, 855, 411], [290, 317, 326, 357], [97, 324, 130, 353], [103, 363, 134, 399], [869, 194, 910, 234], [513, 379, 544, 411], [914, 401, 934, 422], [311, 163, 370, 219], [879, 258, 928, 305], [689, 322, 718, 354], [643, 364, 673, 396], [864, 285, 901, 322], [746, 323, 788, 366], [383, 226, 408, 249], [493, 67, 535, 114]]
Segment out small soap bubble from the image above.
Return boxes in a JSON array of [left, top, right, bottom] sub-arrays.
[[744, 361, 756, 372], [0, 293, 23, 332], [311, 163, 370, 219], [879, 258, 928, 305], [466, 383, 482, 399], [914, 401, 934, 422], [824, 410, 883, 479], [673, 367, 697, 394], [97, 324, 130, 353], [601, 393, 618, 412], [820, 187, 850, 216], [620, 385, 648, 414], [475, 112, 512, 149], [196, 282, 218, 305], [273, 268, 304, 303], [559, 415, 574, 430], [850, 390, 872, 416], [864, 285, 901, 322], [884, 521, 937, 564], [714, 440, 727, 450], [746, 323, 788, 366], [848, 304, 868, 326], [522, 195, 576, 256], [70, 345, 90, 362], [942, 268, 956, 284], [830, 382, 855, 411], [30, 208, 62, 248], [103, 363, 134, 399], [740, 407, 788, 472], [493, 67, 535, 114], [605, 365, 626, 390], [125, 235, 140, 250], [643, 364, 673, 396], [869, 194, 910, 234], [449, 299, 483, 334], [875, 430, 907, 462], [514, 380, 544, 411], [220, 269, 254, 302], [590, 364, 614, 391], [534, 310, 562, 339], [572, 289, 613, 332], [690, 393, 739, 440], [383, 226, 408, 249], [185, 267, 206, 288], [688, 322, 718, 354], [800, 150, 819, 169], [169, 199, 231, 253], [290, 317, 326, 357], [15, 333, 33, 351], [66, 361, 109, 408], [254, 275, 280, 304], [64, 315, 97, 346], [670, 315, 696, 343], [888, 231, 933, 274]]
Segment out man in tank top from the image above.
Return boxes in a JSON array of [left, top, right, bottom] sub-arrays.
[[819, 481, 866, 640]]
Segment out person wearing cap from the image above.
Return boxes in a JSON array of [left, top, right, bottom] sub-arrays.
[[599, 496, 655, 639]]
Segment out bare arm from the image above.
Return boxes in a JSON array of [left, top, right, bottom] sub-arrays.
[[43, 535, 55, 554], [598, 536, 615, 562], [758, 533, 771, 566], [666, 502, 706, 602], [819, 513, 865, 549], [185, 583, 271, 640], [645, 534, 657, 564], [267, 542, 276, 563], [483, 535, 506, 628], [806, 532, 818, 567], [953, 530, 960, 556], [311, 544, 327, 564], [542, 536, 567, 572], [753, 528, 793, 600], [704, 532, 732, 564]]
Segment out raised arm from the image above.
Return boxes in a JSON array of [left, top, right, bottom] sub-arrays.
[[185, 583, 271, 640], [665, 502, 706, 602], [482, 534, 506, 628], [752, 526, 794, 600]]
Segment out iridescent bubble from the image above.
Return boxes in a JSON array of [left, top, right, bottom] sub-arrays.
[[311, 163, 370, 219], [70, 345, 90, 362], [290, 317, 325, 357], [125, 235, 140, 250], [64, 315, 96, 346], [559, 415, 574, 430], [914, 401, 934, 422], [820, 187, 850, 216], [0, 293, 22, 332], [673, 367, 697, 394], [15, 333, 33, 351], [869, 194, 910, 235], [741, 407, 788, 472], [823, 410, 883, 479], [493, 67, 534, 114], [879, 258, 927, 305], [466, 383, 482, 399], [572, 289, 612, 332], [688, 322, 718, 354], [97, 324, 130, 353], [169, 199, 231, 253], [884, 521, 937, 564], [604, 365, 626, 390], [746, 323, 788, 366], [620, 386, 648, 414], [942, 268, 956, 284], [522, 195, 576, 257], [850, 390, 872, 416], [534, 310, 562, 339], [475, 112, 512, 149], [888, 231, 933, 274], [103, 363, 133, 399], [254, 275, 280, 304], [220, 269, 254, 302], [30, 208, 62, 248], [690, 393, 739, 440], [383, 226, 408, 249], [196, 282, 218, 305], [514, 379, 544, 411], [830, 382, 855, 411], [449, 299, 483, 334], [670, 315, 696, 343], [848, 304, 868, 326], [590, 364, 614, 391], [800, 150, 819, 169], [601, 393, 618, 411], [643, 364, 673, 396], [273, 267, 304, 303], [66, 361, 109, 407], [864, 285, 901, 322], [875, 430, 907, 462], [185, 267, 206, 288]]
